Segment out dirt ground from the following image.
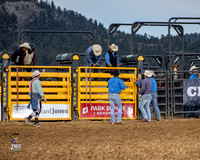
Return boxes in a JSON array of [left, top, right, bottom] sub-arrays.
[[0, 118, 200, 160]]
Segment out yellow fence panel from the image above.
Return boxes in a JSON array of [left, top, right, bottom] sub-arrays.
[[78, 67, 137, 120], [8, 66, 72, 121]]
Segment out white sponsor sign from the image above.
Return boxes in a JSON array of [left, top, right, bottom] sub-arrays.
[[12, 104, 70, 119], [187, 86, 200, 97]]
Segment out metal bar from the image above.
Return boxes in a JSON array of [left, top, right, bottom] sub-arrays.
[[131, 21, 184, 56], [18, 30, 94, 45], [16, 66, 19, 111], [89, 67, 91, 106], [108, 23, 133, 51], [85, 67, 88, 108]]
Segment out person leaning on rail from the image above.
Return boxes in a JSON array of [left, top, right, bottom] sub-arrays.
[[23, 43, 36, 72], [24, 70, 47, 127], [85, 44, 102, 67], [105, 44, 120, 67], [187, 65, 200, 118], [11, 42, 31, 67]]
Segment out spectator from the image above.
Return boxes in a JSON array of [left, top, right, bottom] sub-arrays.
[[187, 65, 200, 118], [23, 43, 36, 71], [11, 42, 31, 65], [85, 44, 102, 66], [189, 65, 199, 79], [138, 70, 152, 122], [27, 43, 36, 65], [105, 44, 120, 67], [108, 69, 126, 124], [149, 70, 161, 121], [24, 70, 47, 126]]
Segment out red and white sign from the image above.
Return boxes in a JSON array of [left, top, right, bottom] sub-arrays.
[[80, 103, 135, 119]]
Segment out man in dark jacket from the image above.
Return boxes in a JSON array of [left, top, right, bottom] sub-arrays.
[[85, 44, 102, 66], [11, 42, 31, 65]]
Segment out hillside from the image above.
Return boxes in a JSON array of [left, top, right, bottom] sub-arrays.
[[0, 0, 200, 66]]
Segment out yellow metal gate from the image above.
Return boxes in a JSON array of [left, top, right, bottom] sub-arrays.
[[8, 66, 71, 121], [78, 67, 137, 120]]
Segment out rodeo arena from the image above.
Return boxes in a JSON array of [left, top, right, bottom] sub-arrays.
[[1, 17, 200, 159]]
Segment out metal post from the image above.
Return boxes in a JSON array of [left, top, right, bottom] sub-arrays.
[[1, 53, 10, 122], [136, 55, 144, 118], [71, 54, 80, 120]]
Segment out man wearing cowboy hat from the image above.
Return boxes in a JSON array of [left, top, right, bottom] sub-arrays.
[[23, 43, 36, 72], [24, 70, 47, 126], [105, 44, 120, 67], [189, 65, 199, 79], [134, 70, 161, 121], [138, 70, 152, 122], [187, 65, 200, 118], [108, 69, 126, 124], [149, 70, 161, 121], [11, 42, 31, 65], [85, 44, 102, 66]]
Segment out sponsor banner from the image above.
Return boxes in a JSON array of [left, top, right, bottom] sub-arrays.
[[183, 79, 200, 106], [12, 104, 70, 119], [80, 103, 135, 118]]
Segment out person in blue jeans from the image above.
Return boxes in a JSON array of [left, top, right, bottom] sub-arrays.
[[149, 70, 161, 121], [187, 65, 200, 118], [108, 69, 126, 124], [138, 70, 152, 122], [135, 70, 161, 121]]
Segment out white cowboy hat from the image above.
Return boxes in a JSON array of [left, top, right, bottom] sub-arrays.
[[108, 44, 118, 52], [143, 70, 152, 78], [189, 65, 199, 71], [19, 42, 31, 49], [31, 70, 42, 78], [149, 70, 156, 77], [92, 44, 102, 56]]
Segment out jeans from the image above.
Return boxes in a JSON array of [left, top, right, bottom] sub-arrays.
[[108, 93, 122, 123], [151, 92, 161, 120], [139, 94, 152, 122], [187, 105, 200, 118]]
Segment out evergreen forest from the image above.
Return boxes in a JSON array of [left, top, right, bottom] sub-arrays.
[[0, 0, 200, 67]]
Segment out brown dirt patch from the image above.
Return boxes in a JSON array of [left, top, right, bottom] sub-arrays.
[[0, 118, 200, 160]]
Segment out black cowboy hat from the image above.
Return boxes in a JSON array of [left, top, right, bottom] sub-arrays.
[[110, 69, 119, 76]]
